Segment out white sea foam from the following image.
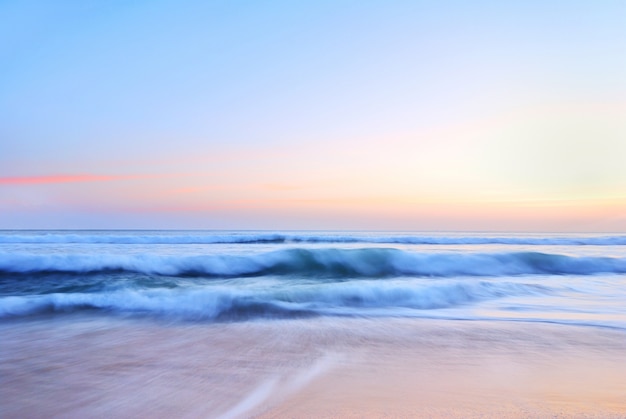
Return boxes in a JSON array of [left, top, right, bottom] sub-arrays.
[[217, 353, 339, 419], [2, 231, 625, 327], [1, 249, 626, 277], [0, 278, 553, 320]]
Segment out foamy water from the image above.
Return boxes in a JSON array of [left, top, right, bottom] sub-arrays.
[[2, 232, 626, 417], [1, 230, 626, 328]]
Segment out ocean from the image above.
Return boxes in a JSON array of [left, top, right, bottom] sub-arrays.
[[2, 230, 626, 417], [2, 230, 626, 327]]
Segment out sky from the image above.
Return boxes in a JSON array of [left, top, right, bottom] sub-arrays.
[[1, 0, 625, 231]]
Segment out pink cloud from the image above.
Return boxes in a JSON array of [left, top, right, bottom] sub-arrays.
[[0, 174, 136, 185]]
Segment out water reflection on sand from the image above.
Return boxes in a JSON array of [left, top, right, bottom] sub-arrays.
[[2, 316, 626, 418]]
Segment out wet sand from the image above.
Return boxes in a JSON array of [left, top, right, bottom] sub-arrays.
[[1, 316, 626, 418]]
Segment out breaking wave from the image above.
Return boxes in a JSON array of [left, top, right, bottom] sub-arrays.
[[2, 249, 626, 278], [0, 279, 550, 320]]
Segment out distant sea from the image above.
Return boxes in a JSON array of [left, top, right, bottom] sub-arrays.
[[2, 229, 626, 328]]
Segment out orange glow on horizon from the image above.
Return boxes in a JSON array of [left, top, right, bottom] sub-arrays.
[[0, 174, 143, 185]]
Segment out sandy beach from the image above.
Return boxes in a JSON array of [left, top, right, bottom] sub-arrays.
[[2, 316, 625, 418]]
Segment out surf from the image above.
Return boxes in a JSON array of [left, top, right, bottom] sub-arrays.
[[2, 232, 626, 246], [0, 277, 551, 320], [2, 248, 626, 278]]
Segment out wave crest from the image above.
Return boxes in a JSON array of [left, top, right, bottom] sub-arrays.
[[1, 249, 626, 278], [0, 279, 549, 320]]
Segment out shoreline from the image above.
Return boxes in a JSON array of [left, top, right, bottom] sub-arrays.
[[1, 316, 626, 418]]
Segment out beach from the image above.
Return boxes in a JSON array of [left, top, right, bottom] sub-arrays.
[[2, 316, 626, 418], [2, 230, 626, 417]]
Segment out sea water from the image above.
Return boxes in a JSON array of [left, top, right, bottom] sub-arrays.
[[2, 230, 626, 416], [1, 230, 626, 328]]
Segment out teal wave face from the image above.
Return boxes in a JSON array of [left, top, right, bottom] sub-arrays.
[[2, 249, 626, 278], [0, 278, 552, 321]]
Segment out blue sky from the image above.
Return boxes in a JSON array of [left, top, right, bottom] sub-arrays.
[[2, 0, 625, 230]]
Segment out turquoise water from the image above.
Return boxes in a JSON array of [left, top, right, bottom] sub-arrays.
[[1, 230, 626, 328]]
